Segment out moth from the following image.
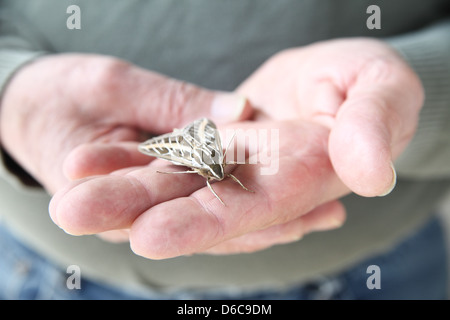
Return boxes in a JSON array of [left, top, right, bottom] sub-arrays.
[[138, 118, 253, 205]]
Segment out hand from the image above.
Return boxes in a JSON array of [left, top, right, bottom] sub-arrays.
[[239, 38, 423, 196], [50, 119, 348, 256], [48, 38, 423, 258], [0, 54, 251, 194]]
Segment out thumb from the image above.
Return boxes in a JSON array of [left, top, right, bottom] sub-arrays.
[[329, 97, 397, 197], [111, 65, 252, 133], [327, 53, 423, 198]]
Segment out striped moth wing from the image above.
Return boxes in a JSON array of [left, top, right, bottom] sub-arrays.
[[138, 118, 252, 205], [138, 118, 225, 180]]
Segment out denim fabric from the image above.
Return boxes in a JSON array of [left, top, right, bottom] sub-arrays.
[[0, 216, 447, 300]]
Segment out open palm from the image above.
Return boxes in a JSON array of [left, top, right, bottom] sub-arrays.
[[48, 38, 423, 259]]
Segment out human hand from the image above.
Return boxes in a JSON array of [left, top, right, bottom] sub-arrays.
[[195, 38, 424, 255], [0, 54, 251, 194], [50, 119, 347, 255], [48, 38, 423, 258], [238, 38, 423, 196]]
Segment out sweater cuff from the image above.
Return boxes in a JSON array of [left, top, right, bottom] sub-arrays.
[[386, 20, 450, 178]]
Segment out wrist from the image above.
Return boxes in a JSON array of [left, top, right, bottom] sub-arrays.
[[0, 50, 46, 187], [0, 49, 46, 145]]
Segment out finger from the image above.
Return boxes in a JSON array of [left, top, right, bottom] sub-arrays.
[[329, 63, 422, 197], [49, 161, 207, 235], [96, 229, 130, 243], [297, 79, 345, 128], [63, 142, 152, 180], [107, 64, 253, 132], [203, 200, 346, 254], [329, 94, 396, 197]]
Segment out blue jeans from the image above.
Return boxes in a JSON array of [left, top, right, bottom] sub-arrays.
[[0, 216, 447, 300]]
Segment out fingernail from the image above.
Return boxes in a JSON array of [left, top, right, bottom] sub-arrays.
[[329, 217, 345, 229], [211, 93, 248, 123], [378, 162, 397, 197], [309, 216, 345, 232], [290, 234, 303, 242]]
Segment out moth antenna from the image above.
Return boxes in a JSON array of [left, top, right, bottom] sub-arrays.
[[223, 131, 236, 165]]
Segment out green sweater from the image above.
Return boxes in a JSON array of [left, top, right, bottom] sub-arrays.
[[1, 0, 449, 292]]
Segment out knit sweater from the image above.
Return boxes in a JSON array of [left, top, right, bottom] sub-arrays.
[[0, 0, 449, 292]]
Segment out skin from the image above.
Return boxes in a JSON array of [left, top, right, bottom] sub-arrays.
[[0, 38, 423, 259]]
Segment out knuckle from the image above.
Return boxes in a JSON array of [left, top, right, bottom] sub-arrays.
[[83, 56, 131, 97], [160, 79, 201, 125], [262, 47, 299, 71], [360, 57, 395, 83]]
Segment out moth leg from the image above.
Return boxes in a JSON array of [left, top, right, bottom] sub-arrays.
[[156, 170, 198, 174], [206, 179, 226, 206], [227, 173, 254, 193]]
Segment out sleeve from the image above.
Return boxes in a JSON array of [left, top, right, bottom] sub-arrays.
[[386, 19, 450, 179]]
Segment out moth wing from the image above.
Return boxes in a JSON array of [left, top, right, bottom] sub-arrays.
[[138, 131, 196, 167], [138, 118, 224, 169], [184, 118, 223, 154]]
